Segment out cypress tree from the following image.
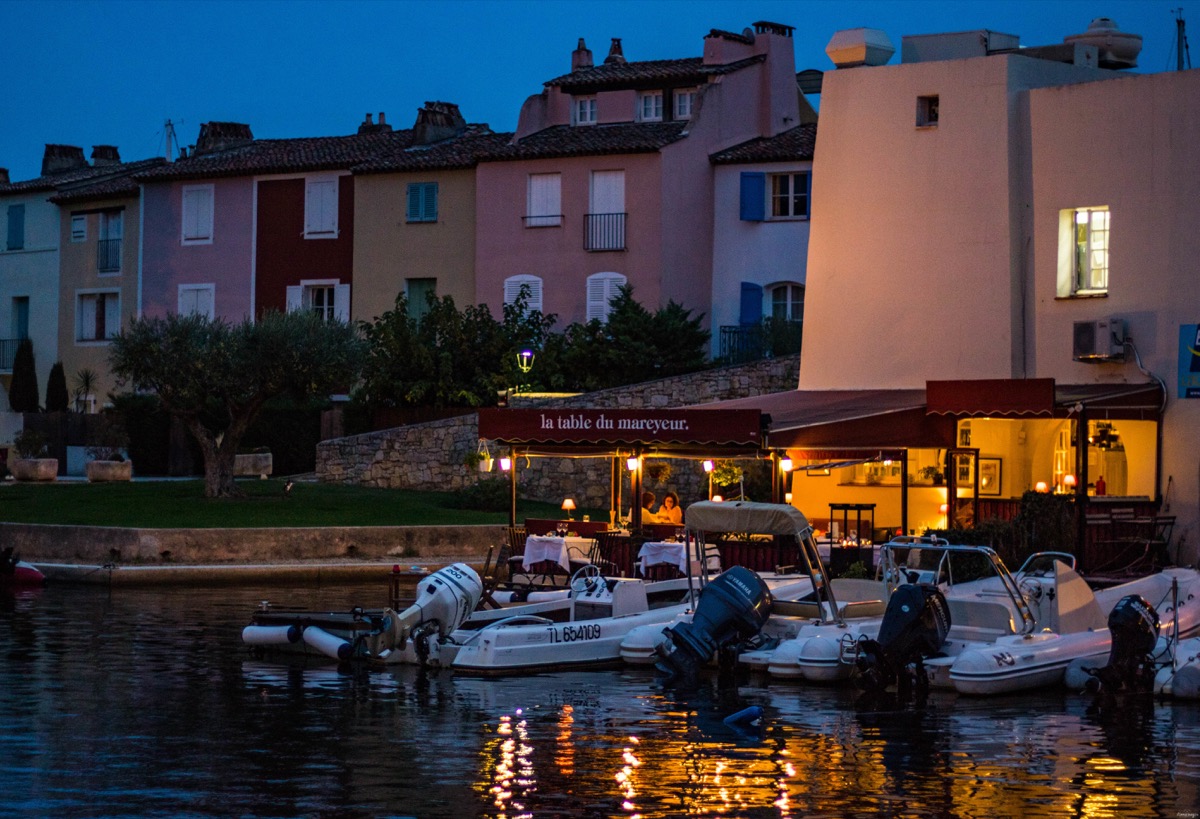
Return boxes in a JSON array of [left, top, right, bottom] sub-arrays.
[[7, 339, 39, 413], [45, 361, 70, 413]]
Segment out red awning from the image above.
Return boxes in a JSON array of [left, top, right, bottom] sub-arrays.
[[477, 407, 764, 449], [926, 378, 1056, 416]]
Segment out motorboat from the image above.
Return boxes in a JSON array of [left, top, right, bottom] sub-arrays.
[[844, 541, 1200, 697], [1, 548, 45, 587]]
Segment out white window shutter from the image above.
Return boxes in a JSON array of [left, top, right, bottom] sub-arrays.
[[104, 293, 120, 338], [334, 284, 350, 321], [504, 275, 543, 313], [286, 286, 302, 313], [305, 178, 338, 236], [177, 288, 193, 315], [586, 273, 625, 322], [198, 286, 214, 318]]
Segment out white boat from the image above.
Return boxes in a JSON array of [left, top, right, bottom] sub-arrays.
[[1153, 636, 1200, 699]]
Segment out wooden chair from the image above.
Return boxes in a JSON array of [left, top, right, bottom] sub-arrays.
[[475, 544, 505, 610], [505, 525, 533, 585]]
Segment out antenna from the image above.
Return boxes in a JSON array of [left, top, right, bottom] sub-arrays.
[[1174, 8, 1192, 71], [163, 118, 183, 161]]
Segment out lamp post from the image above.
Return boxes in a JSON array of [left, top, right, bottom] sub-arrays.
[[703, 459, 714, 500]]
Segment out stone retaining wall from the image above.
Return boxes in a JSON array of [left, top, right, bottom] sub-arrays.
[[3, 521, 503, 566], [316, 357, 799, 508]]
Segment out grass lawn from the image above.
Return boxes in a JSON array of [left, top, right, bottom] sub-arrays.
[[0, 478, 584, 528]]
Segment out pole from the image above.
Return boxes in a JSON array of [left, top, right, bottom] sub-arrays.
[[508, 446, 517, 526]]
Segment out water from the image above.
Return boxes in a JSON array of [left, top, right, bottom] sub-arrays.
[[3, 580, 1200, 819]]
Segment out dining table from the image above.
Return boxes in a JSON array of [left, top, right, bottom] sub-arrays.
[[523, 535, 595, 572], [636, 540, 698, 576]]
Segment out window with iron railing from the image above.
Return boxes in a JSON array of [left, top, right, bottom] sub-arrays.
[[0, 338, 22, 371], [97, 239, 121, 272], [583, 213, 626, 251]]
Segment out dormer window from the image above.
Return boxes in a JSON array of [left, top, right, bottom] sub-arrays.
[[673, 88, 696, 120], [574, 96, 597, 126], [637, 91, 663, 122]]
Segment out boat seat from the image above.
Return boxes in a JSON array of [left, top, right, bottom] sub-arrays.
[[771, 599, 824, 619], [839, 599, 886, 619], [946, 598, 1016, 641]]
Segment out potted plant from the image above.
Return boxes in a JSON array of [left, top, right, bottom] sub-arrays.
[[918, 465, 944, 485], [85, 413, 132, 482], [10, 429, 58, 481]]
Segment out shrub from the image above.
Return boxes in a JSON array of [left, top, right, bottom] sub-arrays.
[[86, 412, 129, 461], [448, 478, 511, 512], [13, 429, 48, 459], [45, 362, 70, 413], [8, 339, 39, 413]]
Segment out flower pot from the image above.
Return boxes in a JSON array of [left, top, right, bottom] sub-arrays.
[[234, 452, 273, 478], [86, 460, 133, 483], [11, 458, 59, 482], [478, 457, 494, 473]]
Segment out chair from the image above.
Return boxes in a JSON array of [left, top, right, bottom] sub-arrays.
[[505, 525, 533, 585], [475, 544, 505, 610]]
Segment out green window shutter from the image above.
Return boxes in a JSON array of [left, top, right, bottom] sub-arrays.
[[406, 183, 438, 223]]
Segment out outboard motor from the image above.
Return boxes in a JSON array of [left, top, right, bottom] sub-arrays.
[[367, 563, 483, 661], [1084, 594, 1160, 695], [655, 566, 773, 686], [855, 584, 951, 696]]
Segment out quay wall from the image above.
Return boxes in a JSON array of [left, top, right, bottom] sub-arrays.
[[316, 357, 799, 509]]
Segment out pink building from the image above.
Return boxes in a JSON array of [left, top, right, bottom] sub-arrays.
[[475, 22, 807, 328]]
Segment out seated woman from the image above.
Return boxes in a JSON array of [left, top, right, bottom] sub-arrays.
[[659, 491, 683, 525], [641, 491, 666, 523]]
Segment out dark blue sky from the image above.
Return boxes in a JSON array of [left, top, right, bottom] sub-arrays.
[[1, 0, 1193, 182]]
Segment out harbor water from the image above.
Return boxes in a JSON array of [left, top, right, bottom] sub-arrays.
[[2, 578, 1199, 818]]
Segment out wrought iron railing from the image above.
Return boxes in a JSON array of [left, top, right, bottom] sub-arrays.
[[97, 238, 121, 272], [523, 214, 563, 228], [583, 212, 626, 251], [719, 319, 803, 363], [0, 337, 22, 371]]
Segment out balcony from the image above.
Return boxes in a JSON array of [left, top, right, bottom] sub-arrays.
[[583, 212, 626, 251], [719, 319, 803, 363], [0, 338, 22, 371], [97, 238, 121, 273]]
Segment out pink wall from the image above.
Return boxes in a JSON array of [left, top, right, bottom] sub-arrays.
[[139, 177, 255, 320]]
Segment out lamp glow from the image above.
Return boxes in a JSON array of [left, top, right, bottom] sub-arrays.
[[784, 492, 793, 504], [499, 457, 512, 472], [702, 459, 714, 473], [627, 457, 639, 471], [939, 503, 949, 514], [561, 498, 575, 519], [516, 348, 535, 373], [711, 494, 724, 502], [1064, 474, 1077, 489], [1036, 481, 1049, 493], [779, 457, 793, 472]]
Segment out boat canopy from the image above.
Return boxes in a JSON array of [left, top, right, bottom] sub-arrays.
[[684, 500, 813, 538]]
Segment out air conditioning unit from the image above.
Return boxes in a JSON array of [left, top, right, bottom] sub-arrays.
[[1073, 317, 1126, 362]]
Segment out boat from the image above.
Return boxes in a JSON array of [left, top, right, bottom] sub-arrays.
[[844, 542, 1200, 697], [1, 548, 45, 587]]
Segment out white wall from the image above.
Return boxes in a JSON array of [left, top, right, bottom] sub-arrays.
[[0, 192, 61, 403]]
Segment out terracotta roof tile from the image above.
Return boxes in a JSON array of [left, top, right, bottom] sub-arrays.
[[710, 124, 817, 164], [0, 160, 153, 195], [546, 54, 764, 91], [48, 158, 168, 204], [480, 122, 687, 162], [352, 131, 513, 174]]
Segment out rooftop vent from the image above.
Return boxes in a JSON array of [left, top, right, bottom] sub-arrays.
[[41, 144, 88, 176], [826, 28, 895, 68], [1064, 17, 1142, 69], [194, 122, 254, 155], [91, 145, 121, 166]]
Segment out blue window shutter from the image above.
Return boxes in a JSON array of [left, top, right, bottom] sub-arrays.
[[7, 204, 25, 250], [739, 282, 763, 325], [739, 173, 765, 221], [423, 183, 438, 221], [804, 171, 812, 217], [406, 184, 421, 221]]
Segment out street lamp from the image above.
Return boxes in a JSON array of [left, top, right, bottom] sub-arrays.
[[516, 348, 535, 373]]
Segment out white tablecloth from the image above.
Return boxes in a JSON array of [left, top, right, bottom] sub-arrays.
[[524, 536, 593, 571], [637, 541, 692, 575]]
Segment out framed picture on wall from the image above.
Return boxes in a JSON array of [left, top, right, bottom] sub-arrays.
[[956, 454, 972, 484], [979, 458, 1002, 496]]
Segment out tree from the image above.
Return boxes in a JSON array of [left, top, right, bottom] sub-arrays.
[[7, 338, 39, 413], [109, 310, 365, 498], [45, 362, 70, 413]]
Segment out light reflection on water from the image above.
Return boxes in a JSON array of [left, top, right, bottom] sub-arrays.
[[2, 580, 1199, 818]]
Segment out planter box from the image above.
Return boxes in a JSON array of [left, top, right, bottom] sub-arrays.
[[235, 453, 273, 477], [11, 458, 59, 482], [86, 460, 133, 482]]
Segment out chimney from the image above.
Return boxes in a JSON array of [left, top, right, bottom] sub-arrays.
[[41, 144, 88, 176], [604, 37, 626, 64], [358, 111, 393, 134], [91, 145, 121, 166], [413, 101, 466, 145], [572, 37, 593, 71], [0, 168, 9, 185], [194, 122, 254, 155]]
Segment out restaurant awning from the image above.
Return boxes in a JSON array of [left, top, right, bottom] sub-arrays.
[[927, 378, 1164, 419]]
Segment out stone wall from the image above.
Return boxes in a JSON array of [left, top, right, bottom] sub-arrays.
[[316, 356, 799, 509]]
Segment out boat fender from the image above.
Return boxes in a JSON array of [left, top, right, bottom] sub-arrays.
[[723, 705, 764, 728], [241, 624, 302, 646], [303, 626, 354, 661]]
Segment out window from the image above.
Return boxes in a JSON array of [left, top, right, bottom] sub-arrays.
[[673, 88, 696, 120], [71, 214, 87, 242], [586, 272, 626, 322], [13, 296, 29, 340], [178, 284, 215, 319], [503, 275, 543, 314], [304, 176, 339, 238], [181, 184, 214, 244], [574, 96, 597, 126], [1058, 207, 1110, 296], [406, 182, 438, 223], [6, 204, 25, 250], [286, 280, 350, 321], [586, 170, 625, 251], [637, 91, 663, 122], [97, 210, 122, 273], [917, 95, 940, 127], [406, 278, 436, 322], [77, 290, 120, 342], [770, 283, 804, 322], [526, 173, 562, 227], [770, 172, 810, 219]]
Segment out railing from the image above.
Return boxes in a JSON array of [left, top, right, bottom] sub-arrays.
[[719, 325, 764, 363], [0, 338, 21, 371], [97, 238, 121, 272], [523, 214, 563, 228], [583, 212, 626, 251]]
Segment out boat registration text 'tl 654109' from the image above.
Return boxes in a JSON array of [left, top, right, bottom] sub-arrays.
[[548, 623, 603, 643]]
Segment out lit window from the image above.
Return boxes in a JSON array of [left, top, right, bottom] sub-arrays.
[[770, 172, 810, 219], [770, 284, 804, 322], [76, 290, 120, 342], [503, 275, 543, 313], [574, 96, 597, 126], [286, 281, 349, 321], [638, 91, 663, 122], [181, 184, 214, 244], [1058, 207, 1110, 296], [673, 88, 696, 120], [917, 95, 939, 127], [70, 214, 87, 242]]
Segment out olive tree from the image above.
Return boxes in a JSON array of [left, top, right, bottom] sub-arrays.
[[109, 310, 364, 497]]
